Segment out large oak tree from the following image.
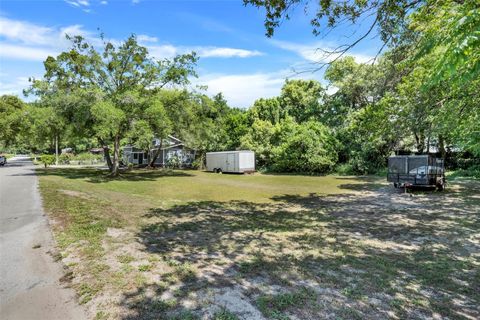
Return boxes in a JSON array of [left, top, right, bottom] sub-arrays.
[[29, 34, 197, 175]]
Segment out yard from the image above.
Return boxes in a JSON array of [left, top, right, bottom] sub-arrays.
[[37, 168, 480, 320]]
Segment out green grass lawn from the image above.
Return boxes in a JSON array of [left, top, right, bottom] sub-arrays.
[[37, 168, 480, 320]]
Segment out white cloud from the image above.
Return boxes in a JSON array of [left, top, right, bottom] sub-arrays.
[[0, 16, 262, 63], [146, 44, 178, 59], [271, 39, 373, 64], [146, 44, 263, 60], [0, 16, 266, 101], [0, 16, 53, 45], [0, 76, 33, 96], [65, 0, 90, 8], [0, 17, 101, 62], [137, 34, 158, 43], [197, 68, 334, 108], [196, 47, 263, 58], [100, 1, 108, 5], [198, 72, 285, 108], [59, 24, 101, 46], [0, 43, 57, 61], [0, 17, 96, 47]]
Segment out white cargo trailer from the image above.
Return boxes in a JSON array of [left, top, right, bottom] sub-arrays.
[[206, 150, 255, 173]]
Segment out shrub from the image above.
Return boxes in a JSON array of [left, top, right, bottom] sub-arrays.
[[40, 154, 55, 168], [450, 164, 480, 179], [240, 119, 276, 169], [73, 153, 104, 164], [166, 155, 181, 169], [213, 308, 239, 320], [335, 163, 355, 175], [191, 157, 204, 170], [59, 153, 74, 164], [347, 147, 388, 175], [272, 120, 338, 174]]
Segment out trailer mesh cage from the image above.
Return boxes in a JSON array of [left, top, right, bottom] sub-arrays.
[[387, 155, 444, 187]]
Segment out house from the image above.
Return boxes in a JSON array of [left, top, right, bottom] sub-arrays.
[[123, 135, 196, 167]]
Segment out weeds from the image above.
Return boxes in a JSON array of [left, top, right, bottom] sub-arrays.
[[257, 287, 317, 319], [213, 308, 239, 320], [138, 264, 153, 272]]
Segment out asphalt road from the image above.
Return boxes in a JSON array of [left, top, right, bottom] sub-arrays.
[[0, 157, 86, 320]]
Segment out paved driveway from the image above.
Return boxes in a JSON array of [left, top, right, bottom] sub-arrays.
[[0, 157, 86, 320]]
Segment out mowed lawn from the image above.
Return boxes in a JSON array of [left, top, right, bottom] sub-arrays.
[[37, 168, 480, 320]]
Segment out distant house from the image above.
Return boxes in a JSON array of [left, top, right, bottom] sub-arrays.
[[123, 135, 195, 167]]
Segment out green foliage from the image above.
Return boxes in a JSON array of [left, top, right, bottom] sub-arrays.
[[213, 308, 239, 320], [90, 100, 126, 141], [11, 1, 479, 175], [0, 95, 27, 148], [244, 0, 418, 46], [59, 153, 74, 164], [412, 0, 480, 89], [334, 163, 356, 176], [257, 287, 316, 319], [449, 165, 480, 180], [272, 120, 338, 173], [240, 119, 276, 168], [39, 154, 55, 168], [280, 79, 325, 122], [166, 155, 182, 169], [127, 119, 155, 157], [191, 157, 203, 170], [29, 34, 197, 175], [73, 153, 104, 163], [249, 97, 284, 124]]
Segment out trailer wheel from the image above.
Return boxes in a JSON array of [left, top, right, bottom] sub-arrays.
[[217, 168, 223, 174]]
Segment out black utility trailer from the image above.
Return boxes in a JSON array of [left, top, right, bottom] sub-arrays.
[[387, 155, 446, 190]]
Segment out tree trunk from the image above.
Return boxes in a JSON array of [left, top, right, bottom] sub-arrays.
[[146, 150, 151, 168], [439, 135, 446, 159], [414, 132, 425, 154], [197, 151, 206, 170], [104, 147, 113, 171], [99, 138, 113, 171], [111, 135, 120, 176], [426, 134, 430, 154], [149, 139, 163, 167]]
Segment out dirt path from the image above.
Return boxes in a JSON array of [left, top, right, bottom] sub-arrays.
[[0, 157, 86, 320]]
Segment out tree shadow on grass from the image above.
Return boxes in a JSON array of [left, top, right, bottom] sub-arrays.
[[120, 282, 202, 320], [35, 168, 194, 183], [333, 175, 388, 192], [126, 187, 480, 319]]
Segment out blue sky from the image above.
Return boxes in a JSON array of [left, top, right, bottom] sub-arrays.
[[0, 0, 382, 108]]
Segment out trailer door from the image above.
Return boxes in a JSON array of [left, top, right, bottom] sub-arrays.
[[226, 153, 235, 172]]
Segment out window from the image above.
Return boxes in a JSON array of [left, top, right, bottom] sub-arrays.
[[133, 153, 138, 160]]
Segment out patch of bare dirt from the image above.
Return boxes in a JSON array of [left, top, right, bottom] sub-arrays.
[[58, 189, 93, 199]]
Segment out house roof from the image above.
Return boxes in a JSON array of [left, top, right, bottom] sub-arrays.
[[126, 135, 194, 151], [153, 135, 184, 147]]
